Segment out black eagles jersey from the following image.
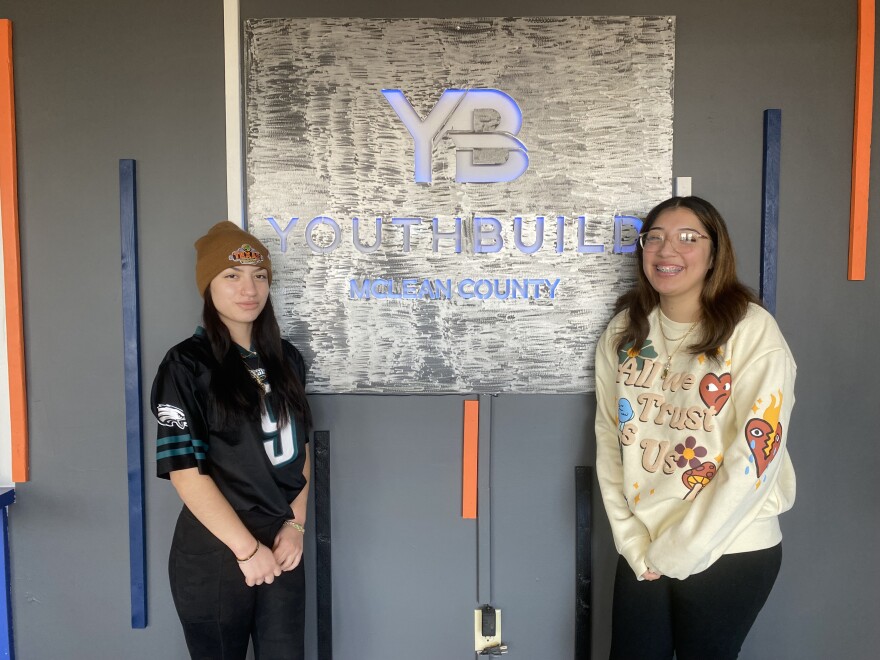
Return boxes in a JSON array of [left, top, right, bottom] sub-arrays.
[[151, 328, 309, 524]]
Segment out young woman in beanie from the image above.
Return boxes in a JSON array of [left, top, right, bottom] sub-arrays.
[[151, 221, 312, 659], [595, 197, 796, 659]]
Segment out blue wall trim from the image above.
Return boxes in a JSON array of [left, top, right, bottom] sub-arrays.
[[761, 109, 782, 315], [0, 488, 15, 660], [120, 159, 147, 628]]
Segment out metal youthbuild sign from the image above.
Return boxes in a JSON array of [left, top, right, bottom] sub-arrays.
[[382, 88, 529, 183], [245, 16, 675, 393]]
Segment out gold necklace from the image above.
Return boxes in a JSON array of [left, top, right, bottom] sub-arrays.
[[659, 320, 698, 380], [659, 321, 692, 343]]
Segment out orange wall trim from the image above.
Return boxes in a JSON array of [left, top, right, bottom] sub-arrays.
[[850, 0, 875, 280], [0, 20, 29, 482], [462, 400, 479, 519]]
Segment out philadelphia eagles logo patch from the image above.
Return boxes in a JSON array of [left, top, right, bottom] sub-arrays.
[[157, 404, 187, 429]]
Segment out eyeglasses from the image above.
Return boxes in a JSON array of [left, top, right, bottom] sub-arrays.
[[638, 229, 711, 253]]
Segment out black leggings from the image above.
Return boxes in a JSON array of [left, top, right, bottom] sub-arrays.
[[610, 544, 782, 660], [168, 507, 305, 660]]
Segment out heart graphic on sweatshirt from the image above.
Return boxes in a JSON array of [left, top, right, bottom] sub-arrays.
[[745, 418, 782, 478], [699, 372, 731, 413]]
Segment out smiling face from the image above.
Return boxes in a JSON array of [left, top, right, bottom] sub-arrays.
[[208, 265, 270, 344], [642, 207, 714, 320]]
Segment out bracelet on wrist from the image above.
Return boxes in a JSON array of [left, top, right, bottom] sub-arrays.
[[283, 519, 305, 533], [236, 539, 260, 563]]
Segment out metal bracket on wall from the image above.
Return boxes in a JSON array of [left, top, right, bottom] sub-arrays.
[[673, 176, 692, 197], [477, 395, 493, 605]]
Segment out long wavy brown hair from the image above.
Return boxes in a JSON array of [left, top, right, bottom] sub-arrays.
[[614, 196, 760, 361], [203, 293, 312, 432]]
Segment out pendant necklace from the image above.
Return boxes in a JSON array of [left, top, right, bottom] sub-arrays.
[[239, 347, 267, 394], [248, 367, 268, 394], [659, 319, 698, 380]]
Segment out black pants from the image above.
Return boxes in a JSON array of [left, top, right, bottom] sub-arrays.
[[169, 507, 305, 660], [610, 544, 782, 660]]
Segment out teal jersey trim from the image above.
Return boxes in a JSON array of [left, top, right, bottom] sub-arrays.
[[157, 446, 207, 461], [157, 434, 208, 450]]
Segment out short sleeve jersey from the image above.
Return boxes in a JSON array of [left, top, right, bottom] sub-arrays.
[[151, 328, 309, 524]]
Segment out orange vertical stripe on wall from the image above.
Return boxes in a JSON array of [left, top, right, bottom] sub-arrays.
[[462, 400, 479, 519], [850, 0, 875, 280], [0, 20, 29, 482]]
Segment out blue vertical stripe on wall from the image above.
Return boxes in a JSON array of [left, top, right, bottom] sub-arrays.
[[119, 159, 147, 628], [0, 488, 15, 659], [761, 110, 782, 315]]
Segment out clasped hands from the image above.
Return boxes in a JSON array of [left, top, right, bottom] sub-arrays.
[[237, 524, 304, 587]]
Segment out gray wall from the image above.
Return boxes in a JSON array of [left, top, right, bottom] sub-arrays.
[[3, 0, 878, 658]]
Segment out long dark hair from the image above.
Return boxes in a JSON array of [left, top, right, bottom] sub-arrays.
[[614, 196, 760, 360], [203, 292, 312, 431]]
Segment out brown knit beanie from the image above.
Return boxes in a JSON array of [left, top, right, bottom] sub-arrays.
[[194, 221, 272, 296]]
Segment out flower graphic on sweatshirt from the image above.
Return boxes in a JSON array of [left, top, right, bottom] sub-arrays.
[[675, 436, 708, 469], [618, 340, 659, 369]]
